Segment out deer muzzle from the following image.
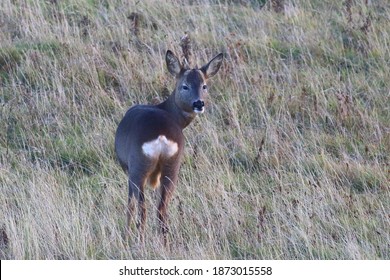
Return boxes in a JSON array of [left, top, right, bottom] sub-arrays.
[[193, 100, 205, 113]]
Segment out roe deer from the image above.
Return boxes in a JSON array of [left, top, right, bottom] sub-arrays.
[[115, 50, 223, 244]]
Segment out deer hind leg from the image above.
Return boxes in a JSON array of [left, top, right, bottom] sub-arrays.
[[128, 170, 147, 243], [158, 164, 179, 246]]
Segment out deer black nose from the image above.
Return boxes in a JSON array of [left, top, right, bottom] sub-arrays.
[[193, 100, 205, 112]]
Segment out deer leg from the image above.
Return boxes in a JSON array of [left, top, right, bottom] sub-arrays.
[[126, 181, 135, 235], [158, 186, 172, 237], [158, 165, 179, 246], [128, 171, 147, 243], [138, 189, 146, 240]]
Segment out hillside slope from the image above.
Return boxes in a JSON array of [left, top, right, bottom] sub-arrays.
[[0, 0, 389, 259]]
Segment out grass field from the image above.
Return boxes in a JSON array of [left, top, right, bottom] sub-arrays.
[[0, 0, 389, 259]]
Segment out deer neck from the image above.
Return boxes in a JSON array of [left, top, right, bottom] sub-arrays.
[[157, 92, 196, 129]]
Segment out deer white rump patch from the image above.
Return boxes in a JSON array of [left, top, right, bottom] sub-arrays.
[[142, 135, 178, 159]]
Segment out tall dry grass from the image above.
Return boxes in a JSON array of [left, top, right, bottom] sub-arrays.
[[0, 0, 389, 259]]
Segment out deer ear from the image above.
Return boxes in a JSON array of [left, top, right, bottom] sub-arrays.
[[166, 50, 181, 76], [200, 53, 223, 78]]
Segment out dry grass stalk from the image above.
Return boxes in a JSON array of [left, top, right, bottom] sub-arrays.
[[345, 0, 353, 24], [335, 91, 352, 122], [270, 0, 285, 13], [180, 32, 192, 68], [128, 12, 141, 38]]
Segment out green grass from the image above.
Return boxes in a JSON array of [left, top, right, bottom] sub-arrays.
[[0, 0, 389, 259]]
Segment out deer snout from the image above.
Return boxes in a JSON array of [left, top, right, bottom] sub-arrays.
[[193, 100, 205, 113]]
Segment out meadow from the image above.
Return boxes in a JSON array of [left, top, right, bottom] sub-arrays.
[[0, 0, 389, 259]]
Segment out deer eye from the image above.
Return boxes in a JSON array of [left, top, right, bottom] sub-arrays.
[[202, 84, 207, 90], [182, 85, 189, 90]]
